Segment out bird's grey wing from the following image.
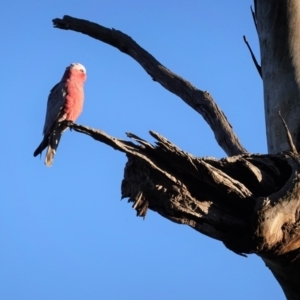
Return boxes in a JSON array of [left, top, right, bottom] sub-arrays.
[[43, 81, 67, 135]]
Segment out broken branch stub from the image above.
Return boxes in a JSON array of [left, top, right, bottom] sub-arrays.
[[70, 123, 297, 257]]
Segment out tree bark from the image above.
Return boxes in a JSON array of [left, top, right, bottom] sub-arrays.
[[256, 0, 300, 154], [53, 2, 300, 298]]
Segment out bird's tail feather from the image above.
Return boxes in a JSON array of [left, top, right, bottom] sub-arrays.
[[44, 123, 66, 167], [45, 145, 56, 167], [33, 137, 48, 157]]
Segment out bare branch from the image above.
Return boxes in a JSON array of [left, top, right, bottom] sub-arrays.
[[243, 35, 262, 77], [279, 111, 298, 154], [250, 5, 258, 32], [53, 15, 247, 156]]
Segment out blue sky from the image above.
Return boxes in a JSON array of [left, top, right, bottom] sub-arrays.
[[1, 1, 284, 299]]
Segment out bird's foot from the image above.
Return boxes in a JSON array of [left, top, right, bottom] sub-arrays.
[[63, 120, 74, 130]]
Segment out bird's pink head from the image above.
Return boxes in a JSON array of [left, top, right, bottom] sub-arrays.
[[62, 63, 87, 82]]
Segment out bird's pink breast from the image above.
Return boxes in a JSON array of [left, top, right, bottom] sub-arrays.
[[63, 70, 86, 121]]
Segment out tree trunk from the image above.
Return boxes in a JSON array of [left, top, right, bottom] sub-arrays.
[[256, 0, 300, 154], [52, 1, 300, 298]]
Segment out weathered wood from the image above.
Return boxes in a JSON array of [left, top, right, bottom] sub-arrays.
[[70, 123, 300, 254], [256, 0, 300, 154]]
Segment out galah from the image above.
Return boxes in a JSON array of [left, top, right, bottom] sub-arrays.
[[33, 63, 87, 166]]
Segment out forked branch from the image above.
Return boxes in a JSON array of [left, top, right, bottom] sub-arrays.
[[53, 15, 247, 156]]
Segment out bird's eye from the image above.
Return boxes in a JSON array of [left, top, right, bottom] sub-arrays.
[[80, 69, 84, 72]]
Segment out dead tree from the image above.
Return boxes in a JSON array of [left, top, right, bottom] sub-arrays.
[[52, 1, 300, 299]]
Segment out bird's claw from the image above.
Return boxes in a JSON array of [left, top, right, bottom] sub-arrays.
[[63, 120, 74, 130]]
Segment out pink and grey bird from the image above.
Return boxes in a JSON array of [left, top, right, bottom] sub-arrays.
[[33, 63, 87, 166]]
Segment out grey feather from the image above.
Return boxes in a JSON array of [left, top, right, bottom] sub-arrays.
[[33, 81, 67, 162]]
